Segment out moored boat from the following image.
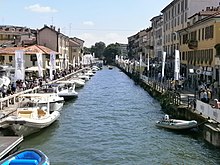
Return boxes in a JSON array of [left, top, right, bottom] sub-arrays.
[[19, 93, 64, 112], [4, 98, 60, 137], [108, 65, 113, 70], [56, 81, 78, 100], [156, 115, 197, 130], [0, 148, 49, 165]]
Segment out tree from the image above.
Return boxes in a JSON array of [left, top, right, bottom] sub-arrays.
[[103, 43, 120, 64], [90, 41, 106, 59], [83, 47, 91, 54]]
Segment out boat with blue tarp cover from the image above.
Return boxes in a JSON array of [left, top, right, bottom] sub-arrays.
[[0, 148, 49, 165]]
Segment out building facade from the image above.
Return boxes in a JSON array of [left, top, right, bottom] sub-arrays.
[[161, 0, 220, 79], [179, 7, 220, 88]]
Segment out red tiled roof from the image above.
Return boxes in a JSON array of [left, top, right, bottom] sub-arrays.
[[0, 45, 59, 55]]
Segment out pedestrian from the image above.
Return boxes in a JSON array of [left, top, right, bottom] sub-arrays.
[[1, 85, 7, 98]]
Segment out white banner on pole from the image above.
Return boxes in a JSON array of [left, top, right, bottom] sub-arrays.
[[174, 50, 180, 80], [36, 53, 43, 78], [73, 57, 76, 68], [15, 50, 25, 81], [50, 52, 56, 80], [162, 52, 166, 78]]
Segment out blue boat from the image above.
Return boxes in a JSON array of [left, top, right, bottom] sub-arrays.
[[0, 148, 50, 165]]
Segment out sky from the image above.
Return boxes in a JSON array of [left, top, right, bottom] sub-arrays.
[[0, 0, 172, 47]]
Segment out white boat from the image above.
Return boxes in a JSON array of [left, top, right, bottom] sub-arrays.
[[156, 115, 197, 130], [84, 70, 95, 77], [20, 93, 64, 112], [77, 73, 90, 81], [56, 81, 78, 100], [108, 65, 113, 70], [4, 98, 60, 137], [92, 65, 100, 72], [70, 77, 85, 88]]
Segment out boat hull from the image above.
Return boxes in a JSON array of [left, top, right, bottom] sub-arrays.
[[6, 111, 60, 137], [58, 90, 78, 101], [156, 119, 197, 130], [0, 148, 49, 165]]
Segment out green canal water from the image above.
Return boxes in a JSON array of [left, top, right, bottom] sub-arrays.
[[19, 67, 220, 165]]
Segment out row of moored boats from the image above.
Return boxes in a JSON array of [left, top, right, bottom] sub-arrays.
[[0, 65, 101, 137]]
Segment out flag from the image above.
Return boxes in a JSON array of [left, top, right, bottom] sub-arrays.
[[73, 57, 76, 68], [174, 50, 180, 80], [139, 53, 143, 74], [50, 52, 56, 80], [161, 52, 166, 78], [36, 53, 43, 77], [15, 50, 25, 81]]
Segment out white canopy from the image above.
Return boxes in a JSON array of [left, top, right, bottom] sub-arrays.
[[25, 66, 45, 72]]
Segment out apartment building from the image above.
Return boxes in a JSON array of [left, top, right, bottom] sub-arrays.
[[0, 25, 36, 47], [69, 38, 83, 67], [161, 0, 220, 78], [118, 43, 128, 58], [37, 25, 69, 70], [0, 25, 37, 66], [127, 33, 138, 59], [150, 15, 163, 61], [127, 28, 153, 62], [179, 7, 220, 87]]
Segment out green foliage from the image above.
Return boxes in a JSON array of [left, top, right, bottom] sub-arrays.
[[90, 41, 106, 59], [83, 47, 91, 54], [103, 43, 121, 64]]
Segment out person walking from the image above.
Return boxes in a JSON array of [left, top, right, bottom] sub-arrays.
[[1, 85, 7, 98]]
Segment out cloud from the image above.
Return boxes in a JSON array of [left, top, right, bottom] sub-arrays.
[[82, 21, 94, 26], [25, 4, 57, 13]]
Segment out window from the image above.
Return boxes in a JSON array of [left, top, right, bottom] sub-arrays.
[[183, 34, 188, 44], [178, 3, 180, 14], [185, 12, 187, 22], [181, 1, 184, 12], [30, 55, 37, 61], [9, 56, 13, 62], [185, 0, 188, 9], [202, 28, 204, 40], [181, 14, 184, 24], [205, 25, 214, 39]]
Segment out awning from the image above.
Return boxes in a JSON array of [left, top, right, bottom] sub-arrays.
[[25, 66, 45, 72]]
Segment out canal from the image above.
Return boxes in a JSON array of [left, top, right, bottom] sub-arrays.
[[20, 66, 220, 164]]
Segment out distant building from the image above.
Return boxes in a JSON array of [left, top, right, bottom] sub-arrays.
[[0, 25, 36, 47], [150, 15, 163, 61], [118, 43, 128, 58]]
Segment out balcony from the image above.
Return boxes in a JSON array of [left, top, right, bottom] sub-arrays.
[[188, 40, 198, 49]]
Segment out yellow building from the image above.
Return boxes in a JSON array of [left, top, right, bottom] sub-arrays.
[[179, 9, 220, 88]]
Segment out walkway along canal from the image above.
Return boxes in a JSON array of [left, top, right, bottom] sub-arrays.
[[15, 66, 220, 164], [117, 60, 220, 147]]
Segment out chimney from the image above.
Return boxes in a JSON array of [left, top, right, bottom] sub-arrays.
[[58, 28, 60, 33]]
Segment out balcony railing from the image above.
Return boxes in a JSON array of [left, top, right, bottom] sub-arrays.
[[188, 40, 198, 49]]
